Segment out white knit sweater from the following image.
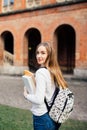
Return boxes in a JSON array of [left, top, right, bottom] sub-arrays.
[[26, 68, 56, 116]]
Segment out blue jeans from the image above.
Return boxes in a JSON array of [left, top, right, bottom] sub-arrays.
[[33, 113, 61, 130]]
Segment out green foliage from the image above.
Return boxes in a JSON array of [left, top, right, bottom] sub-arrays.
[[0, 104, 87, 130]]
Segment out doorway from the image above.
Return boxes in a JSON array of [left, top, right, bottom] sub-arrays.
[[54, 24, 76, 73], [25, 28, 41, 71], [1, 31, 14, 65]]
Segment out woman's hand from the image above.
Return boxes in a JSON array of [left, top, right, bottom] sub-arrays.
[[24, 86, 29, 99]]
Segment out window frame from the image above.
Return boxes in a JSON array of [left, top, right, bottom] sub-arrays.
[[3, 0, 14, 7]]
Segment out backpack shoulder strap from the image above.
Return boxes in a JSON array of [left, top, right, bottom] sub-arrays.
[[45, 87, 59, 112]]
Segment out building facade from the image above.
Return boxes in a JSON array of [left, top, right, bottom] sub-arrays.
[[0, 0, 87, 77]]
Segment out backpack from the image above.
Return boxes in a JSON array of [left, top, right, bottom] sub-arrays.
[[45, 86, 74, 123]]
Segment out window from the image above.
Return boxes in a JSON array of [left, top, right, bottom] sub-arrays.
[[10, 0, 14, 5], [3, 0, 14, 6], [3, 0, 8, 6], [26, 0, 41, 8], [2, 0, 14, 12]]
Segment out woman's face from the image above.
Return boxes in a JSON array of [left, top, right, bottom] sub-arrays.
[[36, 45, 48, 66]]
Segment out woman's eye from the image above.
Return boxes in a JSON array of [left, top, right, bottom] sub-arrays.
[[36, 51, 39, 55], [41, 51, 46, 54], [42, 52, 45, 54], [36, 51, 46, 55]]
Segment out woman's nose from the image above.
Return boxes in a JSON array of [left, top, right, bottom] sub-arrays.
[[37, 53, 41, 57]]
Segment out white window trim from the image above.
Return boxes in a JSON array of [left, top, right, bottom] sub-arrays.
[[26, 0, 41, 8], [3, 0, 14, 6], [2, 0, 14, 13]]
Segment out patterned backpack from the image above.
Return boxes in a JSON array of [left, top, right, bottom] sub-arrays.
[[45, 86, 74, 123]]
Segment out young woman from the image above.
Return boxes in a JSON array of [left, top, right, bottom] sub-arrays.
[[24, 42, 68, 130]]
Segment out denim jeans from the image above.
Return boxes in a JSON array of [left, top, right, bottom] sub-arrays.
[[33, 113, 61, 130]]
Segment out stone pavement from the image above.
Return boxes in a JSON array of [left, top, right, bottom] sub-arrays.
[[0, 75, 87, 121]]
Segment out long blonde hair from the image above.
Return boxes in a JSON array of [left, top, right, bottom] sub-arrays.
[[36, 42, 68, 89]]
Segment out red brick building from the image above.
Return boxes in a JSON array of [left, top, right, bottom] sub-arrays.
[[0, 0, 87, 77]]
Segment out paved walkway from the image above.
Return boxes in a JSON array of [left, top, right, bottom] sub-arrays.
[[0, 75, 87, 121]]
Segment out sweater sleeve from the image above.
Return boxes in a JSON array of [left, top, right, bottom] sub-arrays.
[[26, 68, 47, 105]]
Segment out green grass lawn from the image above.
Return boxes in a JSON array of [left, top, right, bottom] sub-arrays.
[[0, 104, 87, 130]]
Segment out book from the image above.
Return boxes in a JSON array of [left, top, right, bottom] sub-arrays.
[[22, 70, 35, 94], [23, 70, 34, 76]]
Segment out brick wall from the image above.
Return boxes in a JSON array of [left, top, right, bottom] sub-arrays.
[[0, 1, 87, 76]]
